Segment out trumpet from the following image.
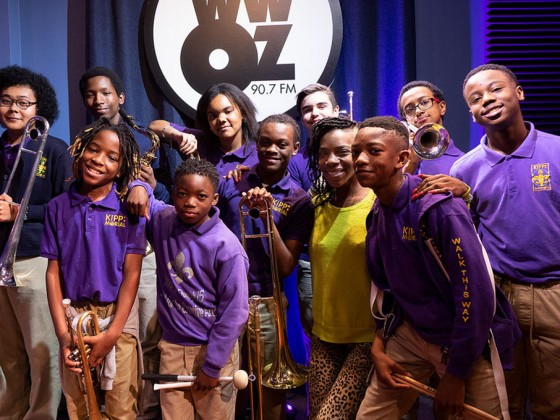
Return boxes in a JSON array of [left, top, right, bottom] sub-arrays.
[[64, 302, 108, 420], [410, 123, 450, 160], [238, 198, 308, 401], [0, 116, 49, 287]]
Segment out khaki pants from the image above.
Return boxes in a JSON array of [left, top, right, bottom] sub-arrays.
[[159, 340, 239, 420], [0, 256, 61, 420], [498, 279, 560, 420], [137, 252, 162, 418], [62, 303, 139, 420], [357, 322, 502, 419]]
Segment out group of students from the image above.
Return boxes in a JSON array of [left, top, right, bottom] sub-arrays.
[[0, 61, 558, 420]]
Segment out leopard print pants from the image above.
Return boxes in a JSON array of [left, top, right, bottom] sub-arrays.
[[309, 335, 372, 419]]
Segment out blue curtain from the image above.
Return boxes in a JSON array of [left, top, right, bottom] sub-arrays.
[[331, 0, 416, 121], [86, 0, 417, 125], [86, 0, 183, 126]]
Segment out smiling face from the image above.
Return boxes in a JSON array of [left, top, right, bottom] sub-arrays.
[[78, 129, 122, 197], [206, 94, 244, 149], [463, 69, 524, 130], [300, 91, 339, 134], [399, 86, 446, 128], [83, 76, 125, 124], [0, 85, 37, 142], [257, 122, 299, 180], [173, 173, 218, 227], [352, 127, 408, 202], [318, 128, 357, 189]]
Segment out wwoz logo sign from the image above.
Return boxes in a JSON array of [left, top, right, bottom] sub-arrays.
[[143, 0, 342, 119]]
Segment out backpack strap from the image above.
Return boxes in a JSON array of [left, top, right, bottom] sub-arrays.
[[419, 216, 510, 420]]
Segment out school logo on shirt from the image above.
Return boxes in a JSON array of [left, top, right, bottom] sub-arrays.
[[272, 197, 291, 216], [531, 163, 551, 191], [105, 214, 127, 228], [35, 157, 47, 178], [167, 250, 194, 285], [402, 226, 416, 241], [141, 0, 342, 119]]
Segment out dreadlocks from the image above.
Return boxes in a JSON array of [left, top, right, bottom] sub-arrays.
[[69, 117, 140, 198], [308, 117, 357, 207]]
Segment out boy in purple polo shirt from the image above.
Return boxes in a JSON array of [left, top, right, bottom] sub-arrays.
[[138, 158, 248, 419], [217, 113, 313, 419], [451, 63, 560, 419], [352, 116, 512, 419], [41, 118, 146, 419], [398, 80, 465, 176]]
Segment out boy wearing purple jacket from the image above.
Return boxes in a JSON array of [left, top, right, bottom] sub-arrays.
[[352, 116, 511, 419], [144, 159, 249, 419]]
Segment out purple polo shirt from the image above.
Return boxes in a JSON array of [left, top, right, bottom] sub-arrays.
[[416, 139, 464, 175], [41, 183, 146, 303], [287, 143, 312, 191], [146, 199, 249, 377], [170, 123, 258, 177], [366, 174, 495, 379], [217, 166, 314, 296], [450, 123, 560, 284]]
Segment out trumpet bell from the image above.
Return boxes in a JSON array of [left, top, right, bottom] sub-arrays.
[[412, 123, 450, 160]]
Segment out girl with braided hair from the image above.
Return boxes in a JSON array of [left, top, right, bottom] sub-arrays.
[[306, 117, 376, 419], [42, 117, 147, 419]]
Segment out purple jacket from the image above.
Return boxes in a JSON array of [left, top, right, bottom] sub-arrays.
[[366, 174, 496, 379]]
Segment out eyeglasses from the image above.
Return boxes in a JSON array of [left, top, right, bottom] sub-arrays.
[[402, 97, 440, 118], [0, 97, 38, 110]]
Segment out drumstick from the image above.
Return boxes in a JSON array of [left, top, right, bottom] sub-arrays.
[[391, 373, 499, 420], [143, 369, 249, 390]]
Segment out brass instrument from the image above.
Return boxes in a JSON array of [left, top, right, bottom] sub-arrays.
[[238, 197, 308, 398], [119, 109, 160, 166], [64, 301, 108, 420], [247, 296, 264, 420], [0, 116, 49, 287], [411, 123, 450, 160], [347, 90, 354, 120]]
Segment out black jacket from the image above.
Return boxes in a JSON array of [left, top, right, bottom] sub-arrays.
[[0, 132, 73, 257]]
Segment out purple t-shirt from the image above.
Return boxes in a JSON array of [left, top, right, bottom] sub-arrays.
[[287, 143, 312, 191], [147, 199, 249, 378], [416, 139, 464, 176], [41, 183, 146, 303], [366, 174, 495, 379], [217, 166, 314, 296], [450, 123, 560, 284], [170, 123, 258, 178]]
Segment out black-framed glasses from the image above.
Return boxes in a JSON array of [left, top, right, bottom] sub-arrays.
[[0, 97, 38, 110], [403, 97, 440, 118]]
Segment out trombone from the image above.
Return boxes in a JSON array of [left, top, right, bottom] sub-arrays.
[[238, 197, 308, 418], [0, 116, 49, 287]]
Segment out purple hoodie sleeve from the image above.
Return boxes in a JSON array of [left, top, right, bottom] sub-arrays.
[[201, 252, 249, 378], [428, 201, 494, 379]]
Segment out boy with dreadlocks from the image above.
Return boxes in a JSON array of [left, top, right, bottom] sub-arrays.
[[41, 117, 147, 419]]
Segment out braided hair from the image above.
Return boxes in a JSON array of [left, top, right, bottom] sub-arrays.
[[69, 117, 140, 198], [307, 117, 357, 207]]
